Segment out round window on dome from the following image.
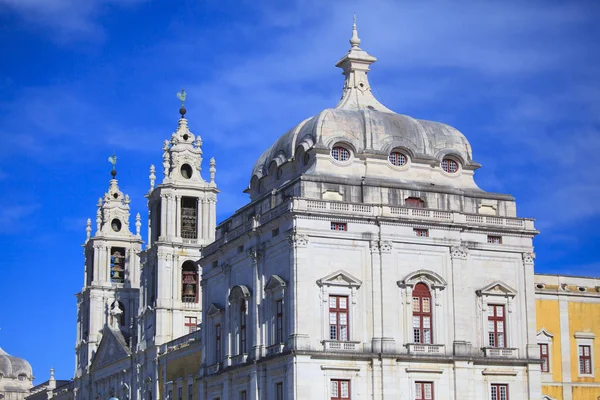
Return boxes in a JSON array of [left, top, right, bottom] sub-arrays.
[[388, 151, 407, 167], [441, 158, 459, 174], [111, 219, 122, 232], [331, 146, 351, 162]]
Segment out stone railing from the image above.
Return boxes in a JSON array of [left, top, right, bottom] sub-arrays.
[[266, 343, 285, 356], [406, 343, 446, 355], [161, 328, 202, 354], [322, 340, 362, 352], [483, 347, 519, 358], [230, 353, 249, 366]]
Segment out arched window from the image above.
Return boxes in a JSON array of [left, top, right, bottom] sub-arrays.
[[182, 261, 198, 303], [110, 247, 126, 283], [405, 197, 425, 208], [412, 283, 432, 344], [240, 301, 247, 354]]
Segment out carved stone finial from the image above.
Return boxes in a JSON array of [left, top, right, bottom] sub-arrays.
[[177, 89, 187, 118], [350, 13, 361, 48], [210, 157, 216, 183], [149, 164, 156, 190], [135, 213, 141, 237], [162, 142, 170, 177], [96, 206, 102, 233], [108, 154, 117, 178], [86, 218, 92, 241], [124, 194, 130, 205]]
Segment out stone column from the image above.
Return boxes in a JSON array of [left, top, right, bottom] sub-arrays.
[[287, 232, 310, 350], [248, 247, 262, 359], [450, 244, 471, 355]]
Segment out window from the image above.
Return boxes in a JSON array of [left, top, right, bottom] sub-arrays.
[[441, 158, 459, 173], [414, 229, 429, 237], [415, 381, 433, 400], [330, 380, 350, 400], [181, 197, 198, 239], [110, 247, 126, 283], [331, 222, 347, 231], [389, 151, 407, 166], [412, 283, 432, 344], [178, 387, 182, 400], [188, 384, 193, 400], [487, 235, 502, 244], [490, 384, 508, 400], [215, 324, 222, 362], [329, 296, 349, 341], [539, 344, 549, 372], [237, 245, 244, 253], [331, 146, 351, 162], [168, 390, 172, 400], [488, 305, 506, 348], [405, 197, 424, 208], [579, 345, 592, 374], [182, 261, 198, 303], [240, 391, 247, 400], [276, 299, 284, 344], [276, 383, 283, 400], [272, 228, 279, 237], [240, 301, 247, 354], [184, 316, 197, 334]]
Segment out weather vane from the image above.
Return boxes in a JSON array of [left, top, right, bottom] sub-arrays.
[[108, 153, 117, 178], [177, 88, 187, 118]]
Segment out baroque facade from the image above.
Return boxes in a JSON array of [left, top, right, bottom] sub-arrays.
[[18, 22, 600, 400]]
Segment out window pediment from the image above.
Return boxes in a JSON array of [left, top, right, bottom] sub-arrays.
[[207, 303, 223, 318], [317, 270, 362, 288], [476, 281, 517, 297], [229, 285, 251, 302], [398, 270, 447, 290], [265, 275, 287, 292], [537, 328, 554, 340]]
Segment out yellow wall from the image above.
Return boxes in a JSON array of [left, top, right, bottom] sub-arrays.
[[568, 301, 600, 383], [572, 386, 600, 399], [542, 385, 563, 400], [536, 299, 563, 382]]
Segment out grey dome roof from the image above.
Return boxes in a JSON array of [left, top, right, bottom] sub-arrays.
[[251, 24, 476, 182], [0, 347, 33, 380]]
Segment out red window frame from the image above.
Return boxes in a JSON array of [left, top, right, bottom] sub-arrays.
[[488, 305, 506, 348], [331, 222, 348, 231], [405, 197, 425, 208], [215, 324, 221, 362], [487, 235, 502, 244], [579, 345, 592, 374], [329, 296, 349, 341], [415, 381, 434, 400], [330, 379, 350, 400], [389, 152, 407, 166], [539, 343, 549, 372], [276, 299, 283, 344], [332, 146, 350, 162], [276, 383, 283, 400], [490, 384, 508, 400], [441, 158, 459, 173], [412, 283, 432, 344], [414, 229, 429, 237], [240, 301, 247, 354], [184, 316, 197, 334]]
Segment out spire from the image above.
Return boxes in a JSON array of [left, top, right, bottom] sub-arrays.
[[108, 154, 117, 178], [334, 16, 393, 113]]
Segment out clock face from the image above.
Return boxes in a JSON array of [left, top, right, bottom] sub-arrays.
[[181, 164, 193, 179], [111, 219, 122, 232]]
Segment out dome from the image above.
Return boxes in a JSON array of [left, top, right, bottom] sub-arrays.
[[0, 347, 33, 380], [250, 20, 478, 188]]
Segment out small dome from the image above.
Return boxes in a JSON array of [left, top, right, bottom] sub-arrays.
[[0, 347, 33, 380]]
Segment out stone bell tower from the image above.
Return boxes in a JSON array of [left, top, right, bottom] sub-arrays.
[[75, 158, 142, 377], [138, 91, 218, 351]]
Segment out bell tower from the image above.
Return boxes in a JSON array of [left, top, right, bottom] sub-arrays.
[[138, 91, 218, 350], [75, 157, 142, 377]]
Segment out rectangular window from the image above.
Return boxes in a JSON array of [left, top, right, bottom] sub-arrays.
[[487, 305, 506, 348], [238, 245, 244, 253], [539, 344, 549, 372], [331, 222, 347, 231], [272, 228, 280, 237], [415, 381, 434, 400], [240, 391, 247, 400], [276, 299, 284, 344], [329, 296, 349, 341], [579, 345, 592, 374], [110, 247, 126, 283], [188, 384, 193, 400], [181, 197, 198, 239], [414, 229, 429, 237], [168, 390, 172, 400], [330, 380, 350, 400], [487, 235, 502, 244], [184, 316, 197, 334], [412, 288, 432, 344], [490, 384, 508, 400], [276, 383, 283, 400], [178, 387, 182, 400], [240, 302, 247, 354], [215, 324, 221, 362]]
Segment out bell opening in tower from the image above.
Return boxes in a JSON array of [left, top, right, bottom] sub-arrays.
[[110, 247, 126, 283], [181, 261, 198, 303], [181, 196, 198, 239]]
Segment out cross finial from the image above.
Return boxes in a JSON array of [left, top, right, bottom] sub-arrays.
[[108, 153, 117, 178], [177, 88, 187, 118], [350, 13, 361, 48]]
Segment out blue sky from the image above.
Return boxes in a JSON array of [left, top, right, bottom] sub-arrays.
[[1, 0, 599, 383]]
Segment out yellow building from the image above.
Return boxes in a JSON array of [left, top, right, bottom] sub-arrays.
[[536, 274, 600, 400], [158, 329, 202, 400]]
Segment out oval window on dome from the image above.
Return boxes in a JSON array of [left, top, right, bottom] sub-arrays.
[[111, 219, 122, 232], [181, 164, 193, 179], [441, 158, 459, 174], [389, 152, 407, 167], [331, 146, 351, 162]]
